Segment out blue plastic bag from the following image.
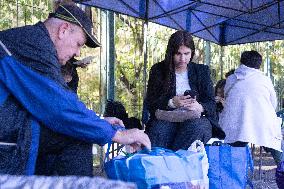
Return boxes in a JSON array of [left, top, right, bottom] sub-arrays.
[[104, 140, 129, 181], [128, 148, 197, 189], [205, 144, 253, 189], [104, 155, 128, 181], [105, 141, 209, 189]]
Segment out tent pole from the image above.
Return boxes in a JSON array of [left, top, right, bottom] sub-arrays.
[[99, 10, 115, 115], [99, 9, 108, 167], [142, 22, 148, 97], [99, 10, 107, 115], [205, 41, 211, 66], [142, 0, 149, 97], [265, 42, 273, 80], [220, 46, 224, 79], [107, 11, 115, 101]]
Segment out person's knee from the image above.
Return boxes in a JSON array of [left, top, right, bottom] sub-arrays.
[[152, 119, 173, 126], [148, 119, 175, 132], [183, 118, 212, 131], [146, 120, 177, 148]]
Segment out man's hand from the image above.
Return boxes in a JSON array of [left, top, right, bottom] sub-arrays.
[[215, 96, 225, 106], [104, 117, 125, 127], [112, 129, 151, 152]]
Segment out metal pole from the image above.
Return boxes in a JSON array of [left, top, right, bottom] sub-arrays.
[[107, 11, 115, 100], [205, 41, 211, 66], [266, 42, 269, 77], [142, 0, 149, 97], [220, 46, 224, 79], [99, 9, 115, 168], [142, 22, 148, 97], [99, 10, 108, 114]]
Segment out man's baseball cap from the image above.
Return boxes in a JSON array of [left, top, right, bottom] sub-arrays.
[[49, 4, 101, 48]]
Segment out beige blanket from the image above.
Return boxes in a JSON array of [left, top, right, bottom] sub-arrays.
[[155, 108, 201, 122]]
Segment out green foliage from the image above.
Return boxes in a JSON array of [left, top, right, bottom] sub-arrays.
[[77, 60, 101, 113], [114, 15, 174, 118], [76, 8, 105, 113], [0, 0, 51, 29]]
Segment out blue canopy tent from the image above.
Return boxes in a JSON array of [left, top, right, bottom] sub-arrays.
[[76, 0, 284, 46]]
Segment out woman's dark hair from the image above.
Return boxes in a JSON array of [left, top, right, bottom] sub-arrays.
[[240, 50, 262, 69], [165, 31, 195, 63], [163, 30, 195, 91]]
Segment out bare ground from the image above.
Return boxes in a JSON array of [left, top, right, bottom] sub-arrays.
[[251, 147, 279, 189]]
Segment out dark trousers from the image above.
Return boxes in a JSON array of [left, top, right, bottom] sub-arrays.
[[35, 126, 93, 176], [146, 117, 212, 151]]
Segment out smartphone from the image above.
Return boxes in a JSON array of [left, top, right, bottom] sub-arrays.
[[72, 56, 95, 65], [184, 90, 197, 98]]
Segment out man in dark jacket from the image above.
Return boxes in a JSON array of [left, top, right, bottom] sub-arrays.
[[0, 4, 150, 176]]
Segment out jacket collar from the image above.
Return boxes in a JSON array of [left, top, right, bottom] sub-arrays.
[[187, 63, 198, 92]]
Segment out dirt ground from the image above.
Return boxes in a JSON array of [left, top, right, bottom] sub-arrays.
[[251, 147, 279, 189]]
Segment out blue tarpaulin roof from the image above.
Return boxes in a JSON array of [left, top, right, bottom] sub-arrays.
[[77, 0, 284, 46]]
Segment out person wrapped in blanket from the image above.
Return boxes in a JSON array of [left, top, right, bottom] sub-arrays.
[[145, 30, 225, 151], [219, 50, 282, 156], [0, 4, 150, 176]]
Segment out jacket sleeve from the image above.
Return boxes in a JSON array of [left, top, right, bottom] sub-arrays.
[[146, 63, 172, 114], [198, 65, 217, 118], [0, 56, 116, 145]]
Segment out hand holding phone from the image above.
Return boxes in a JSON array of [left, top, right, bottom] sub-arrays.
[[184, 90, 197, 98]]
